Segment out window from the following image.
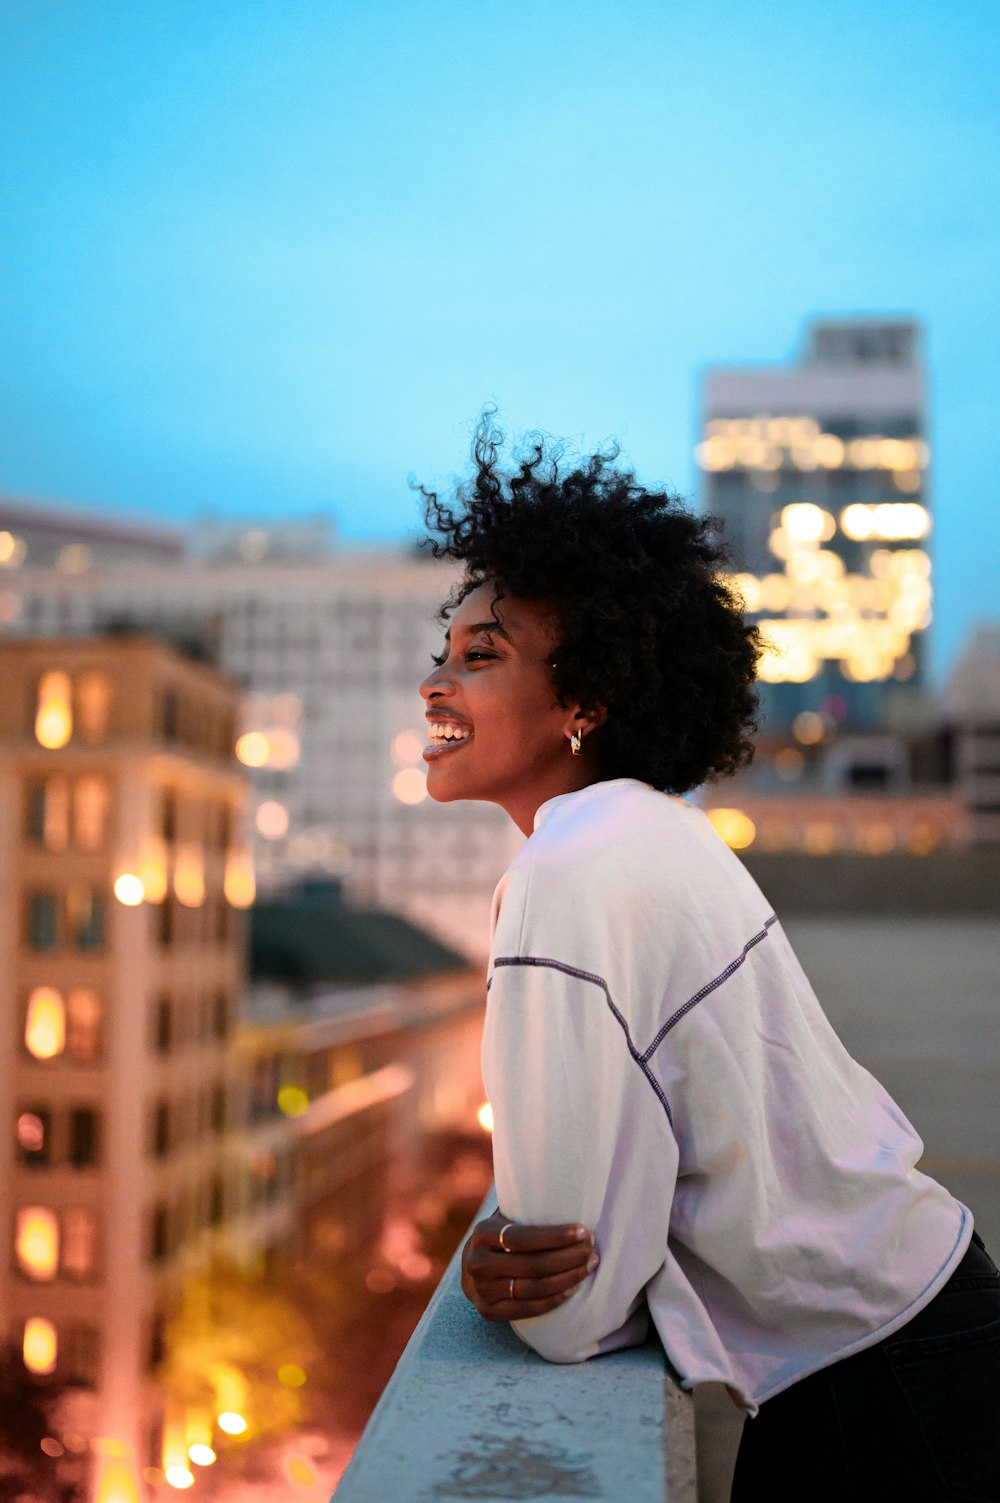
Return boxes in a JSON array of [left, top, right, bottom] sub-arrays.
[[64, 1325, 99, 1386], [25, 778, 70, 851], [151, 1102, 170, 1159], [153, 995, 172, 1054], [150, 1205, 170, 1263], [26, 893, 59, 952], [75, 671, 111, 743], [66, 989, 102, 1062], [212, 992, 229, 1041], [15, 1206, 59, 1280], [211, 1084, 227, 1134], [61, 1207, 99, 1280], [24, 987, 64, 1059], [160, 690, 179, 743], [73, 776, 110, 851], [68, 886, 104, 950], [16, 1108, 51, 1167], [208, 1177, 224, 1226], [22, 1316, 57, 1375], [68, 1108, 100, 1169], [160, 788, 177, 842], [148, 1311, 166, 1372], [35, 670, 72, 749]]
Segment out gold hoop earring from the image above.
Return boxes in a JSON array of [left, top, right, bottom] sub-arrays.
[[570, 730, 583, 756]]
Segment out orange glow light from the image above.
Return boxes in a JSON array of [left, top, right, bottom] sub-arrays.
[[173, 848, 205, 907], [113, 873, 145, 907], [23, 1317, 57, 1374], [25, 987, 65, 1059], [16, 1207, 59, 1280], [217, 1412, 248, 1436], [35, 670, 73, 749], [235, 731, 271, 767], [224, 850, 256, 909], [707, 808, 756, 851], [477, 1102, 494, 1133]]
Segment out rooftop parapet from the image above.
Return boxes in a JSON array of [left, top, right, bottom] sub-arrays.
[[334, 1202, 697, 1502]]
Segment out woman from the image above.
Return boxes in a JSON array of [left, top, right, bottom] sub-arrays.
[[417, 418, 1000, 1501]]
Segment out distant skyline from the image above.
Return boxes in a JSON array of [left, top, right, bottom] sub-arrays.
[[2, 0, 998, 680]]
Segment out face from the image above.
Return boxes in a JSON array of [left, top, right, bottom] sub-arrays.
[[418, 582, 595, 833]]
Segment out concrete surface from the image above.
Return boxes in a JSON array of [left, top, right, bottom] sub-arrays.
[[334, 1228, 697, 1502]]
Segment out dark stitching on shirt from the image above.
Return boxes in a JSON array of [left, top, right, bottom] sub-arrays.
[[491, 955, 674, 1126], [641, 914, 778, 1062]]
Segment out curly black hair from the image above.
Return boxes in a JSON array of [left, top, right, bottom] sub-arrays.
[[419, 414, 760, 795]]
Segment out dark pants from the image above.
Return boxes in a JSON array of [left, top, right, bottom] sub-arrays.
[[730, 1232, 1000, 1502]]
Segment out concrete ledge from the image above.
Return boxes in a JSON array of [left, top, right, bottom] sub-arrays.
[[334, 1215, 696, 1501]]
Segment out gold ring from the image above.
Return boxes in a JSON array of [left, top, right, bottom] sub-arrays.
[[498, 1222, 516, 1253], [509, 1277, 516, 1300]]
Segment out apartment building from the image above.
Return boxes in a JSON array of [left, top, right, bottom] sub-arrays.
[[0, 635, 250, 1486]]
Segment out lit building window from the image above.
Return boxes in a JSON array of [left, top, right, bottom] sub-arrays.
[[61, 1206, 100, 1280], [16, 1108, 51, 1166], [0, 529, 26, 567], [173, 847, 205, 908], [75, 671, 111, 741], [26, 893, 59, 952], [34, 670, 73, 749], [73, 776, 110, 851], [66, 988, 102, 1062], [25, 987, 65, 1059], [15, 1207, 59, 1280], [223, 849, 255, 909], [23, 1316, 57, 1375]]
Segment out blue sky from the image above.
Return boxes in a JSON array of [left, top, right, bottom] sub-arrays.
[[1, 0, 998, 678]]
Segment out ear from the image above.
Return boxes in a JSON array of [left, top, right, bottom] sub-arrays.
[[562, 702, 607, 740]]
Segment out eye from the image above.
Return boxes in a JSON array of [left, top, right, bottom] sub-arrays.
[[465, 648, 498, 663]]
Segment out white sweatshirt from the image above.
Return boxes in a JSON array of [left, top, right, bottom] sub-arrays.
[[483, 778, 971, 1413]]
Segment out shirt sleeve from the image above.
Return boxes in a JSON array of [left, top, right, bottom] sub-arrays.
[[483, 935, 680, 1364]]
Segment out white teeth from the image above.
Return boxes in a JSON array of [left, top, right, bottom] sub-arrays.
[[428, 721, 472, 742]]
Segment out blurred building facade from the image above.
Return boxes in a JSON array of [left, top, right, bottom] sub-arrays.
[[699, 318, 931, 732], [946, 624, 1000, 846], [0, 512, 522, 960], [0, 635, 251, 1480]]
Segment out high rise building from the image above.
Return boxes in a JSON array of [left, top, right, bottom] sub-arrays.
[[699, 318, 932, 732], [0, 635, 251, 1485], [0, 519, 521, 960]]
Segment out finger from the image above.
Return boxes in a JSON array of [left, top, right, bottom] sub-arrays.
[[466, 1243, 595, 1280], [474, 1221, 592, 1254], [490, 1287, 584, 1322], [480, 1263, 597, 1305]]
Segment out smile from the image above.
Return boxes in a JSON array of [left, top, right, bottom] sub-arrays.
[[423, 721, 474, 760]]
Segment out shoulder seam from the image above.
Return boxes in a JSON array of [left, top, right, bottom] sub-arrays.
[[641, 913, 779, 1061], [491, 955, 674, 1127]]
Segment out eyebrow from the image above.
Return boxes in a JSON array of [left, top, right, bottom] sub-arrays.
[[443, 620, 513, 645]]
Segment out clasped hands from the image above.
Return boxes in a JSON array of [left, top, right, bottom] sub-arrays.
[[460, 1207, 599, 1322]]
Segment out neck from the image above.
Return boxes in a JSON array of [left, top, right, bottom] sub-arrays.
[[503, 764, 602, 837]]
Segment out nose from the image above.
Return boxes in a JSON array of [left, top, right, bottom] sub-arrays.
[[419, 663, 452, 703]]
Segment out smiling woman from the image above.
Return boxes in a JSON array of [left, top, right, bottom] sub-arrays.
[[414, 415, 1000, 1503]]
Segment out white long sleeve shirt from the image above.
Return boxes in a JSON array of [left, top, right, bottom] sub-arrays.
[[483, 778, 971, 1413]]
